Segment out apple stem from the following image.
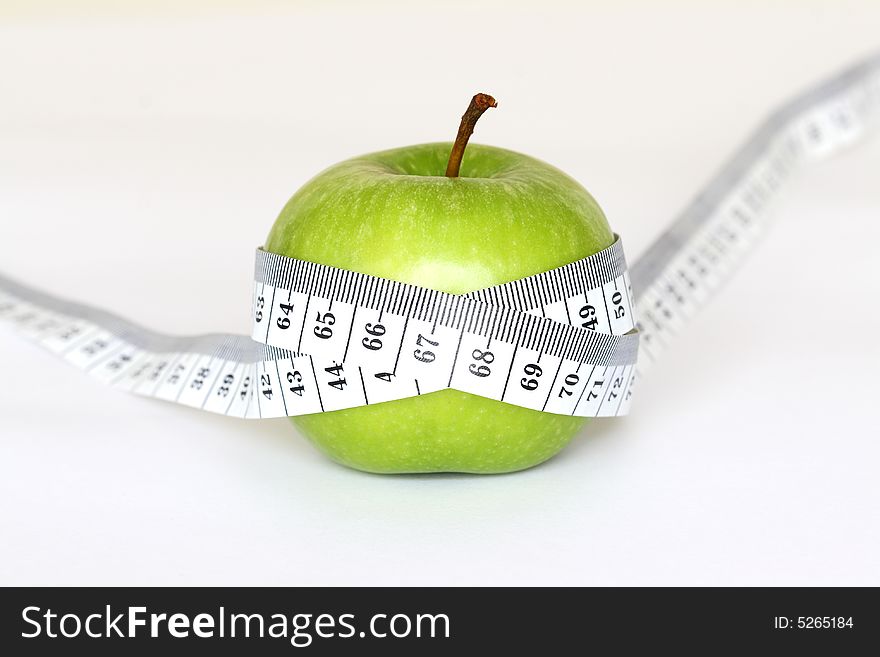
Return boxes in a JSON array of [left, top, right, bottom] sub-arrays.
[[445, 93, 497, 178]]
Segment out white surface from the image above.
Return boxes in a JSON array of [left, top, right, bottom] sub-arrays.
[[1, 1, 879, 586]]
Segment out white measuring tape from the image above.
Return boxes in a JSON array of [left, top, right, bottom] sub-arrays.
[[1, 54, 878, 420]]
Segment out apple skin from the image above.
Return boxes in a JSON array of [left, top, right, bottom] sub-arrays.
[[264, 142, 613, 474]]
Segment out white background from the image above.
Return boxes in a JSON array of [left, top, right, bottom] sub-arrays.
[[1, 1, 878, 585]]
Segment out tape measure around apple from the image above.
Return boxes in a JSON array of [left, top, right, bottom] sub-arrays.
[[1, 54, 878, 423]]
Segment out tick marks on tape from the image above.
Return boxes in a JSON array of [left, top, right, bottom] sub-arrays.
[[1, 54, 878, 419]]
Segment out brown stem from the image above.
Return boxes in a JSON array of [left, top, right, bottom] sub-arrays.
[[445, 93, 497, 177]]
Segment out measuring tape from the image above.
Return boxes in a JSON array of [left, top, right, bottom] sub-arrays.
[[0, 239, 638, 419], [1, 53, 878, 420]]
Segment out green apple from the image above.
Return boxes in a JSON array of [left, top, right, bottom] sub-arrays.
[[264, 100, 613, 474]]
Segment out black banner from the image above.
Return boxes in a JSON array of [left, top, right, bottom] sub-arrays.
[[1, 587, 876, 654]]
